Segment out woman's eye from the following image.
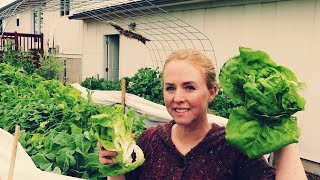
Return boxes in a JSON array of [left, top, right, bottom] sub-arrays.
[[166, 86, 175, 91], [186, 86, 195, 90]]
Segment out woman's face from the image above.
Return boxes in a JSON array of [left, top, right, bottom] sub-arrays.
[[163, 60, 216, 126]]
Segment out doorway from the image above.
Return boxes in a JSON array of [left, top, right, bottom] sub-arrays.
[[105, 34, 119, 82]]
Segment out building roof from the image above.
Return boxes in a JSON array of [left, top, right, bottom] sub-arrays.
[[0, 0, 22, 13], [68, 0, 206, 20], [0, 0, 46, 19]]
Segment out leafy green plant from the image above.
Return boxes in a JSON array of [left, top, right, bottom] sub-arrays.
[[35, 54, 64, 80], [0, 43, 36, 74], [0, 62, 146, 179], [81, 67, 164, 105], [21, 128, 103, 179], [81, 77, 122, 91], [219, 47, 306, 158], [127, 67, 163, 105], [208, 89, 239, 118], [90, 106, 145, 176]]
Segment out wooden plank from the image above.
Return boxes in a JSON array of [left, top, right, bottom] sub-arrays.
[[8, 125, 20, 180], [121, 79, 126, 114]]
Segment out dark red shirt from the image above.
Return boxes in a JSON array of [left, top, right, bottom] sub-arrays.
[[125, 120, 276, 179]]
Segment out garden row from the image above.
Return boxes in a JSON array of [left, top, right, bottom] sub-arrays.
[[0, 48, 144, 179]]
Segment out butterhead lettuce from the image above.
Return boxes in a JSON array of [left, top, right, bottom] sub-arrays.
[[219, 47, 306, 158], [90, 105, 145, 176]]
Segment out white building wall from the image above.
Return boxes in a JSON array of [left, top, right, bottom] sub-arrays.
[[82, 21, 112, 79], [82, 20, 151, 79], [43, 11, 83, 56], [119, 37, 151, 78], [3, 11, 32, 33]]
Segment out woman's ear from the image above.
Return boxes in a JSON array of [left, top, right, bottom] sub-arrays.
[[208, 85, 218, 103]]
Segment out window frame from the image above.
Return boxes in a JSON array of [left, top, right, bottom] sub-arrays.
[[60, 0, 70, 16]]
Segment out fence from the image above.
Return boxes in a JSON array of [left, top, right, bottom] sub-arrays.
[[0, 31, 44, 66]]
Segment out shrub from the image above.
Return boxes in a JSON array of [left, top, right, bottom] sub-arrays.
[[81, 77, 122, 91], [127, 67, 164, 105], [208, 89, 239, 118], [81, 68, 164, 105], [0, 43, 36, 74], [35, 54, 64, 80]]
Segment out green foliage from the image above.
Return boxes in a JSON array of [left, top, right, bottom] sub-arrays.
[[0, 62, 146, 179], [127, 67, 164, 105], [24, 129, 103, 178], [219, 47, 306, 158], [226, 107, 300, 159], [81, 77, 121, 91], [208, 89, 239, 118], [132, 114, 147, 140], [90, 106, 145, 176], [81, 67, 164, 105], [35, 54, 64, 80], [0, 43, 36, 74]]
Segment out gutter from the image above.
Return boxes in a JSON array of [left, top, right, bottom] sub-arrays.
[[69, 0, 211, 20]]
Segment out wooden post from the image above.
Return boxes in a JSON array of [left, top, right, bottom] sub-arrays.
[[121, 79, 126, 114], [40, 33, 44, 55], [14, 31, 18, 51], [8, 125, 20, 180]]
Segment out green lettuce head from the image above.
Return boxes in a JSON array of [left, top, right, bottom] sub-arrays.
[[90, 105, 145, 176], [219, 47, 306, 158]]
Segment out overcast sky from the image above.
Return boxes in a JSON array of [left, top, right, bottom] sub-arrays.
[[0, 0, 15, 8]]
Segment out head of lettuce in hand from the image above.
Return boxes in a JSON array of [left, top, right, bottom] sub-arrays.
[[219, 47, 306, 159], [90, 106, 145, 176]]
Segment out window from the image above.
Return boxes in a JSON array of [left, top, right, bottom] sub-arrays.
[[60, 0, 64, 16], [66, 0, 70, 15], [16, 18, 19, 27], [33, 10, 43, 34], [60, 0, 70, 16]]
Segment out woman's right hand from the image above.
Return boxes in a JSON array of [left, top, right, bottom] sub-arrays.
[[97, 142, 126, 180], [97, 142, 118, 165]]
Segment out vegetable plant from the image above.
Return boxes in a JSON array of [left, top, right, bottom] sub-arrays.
[[219, 47, 306, 158], [81, 67, 164, 105], [35, 54, 64, 80], [90, 106, 145, 176], [0, 61, 146, 179], [0, 43, 36, 74]]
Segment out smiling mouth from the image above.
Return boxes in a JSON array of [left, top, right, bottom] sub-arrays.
[[174, 108, 190, 113]]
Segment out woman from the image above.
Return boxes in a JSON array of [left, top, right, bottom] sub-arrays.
[[98, 49, 307, 179]]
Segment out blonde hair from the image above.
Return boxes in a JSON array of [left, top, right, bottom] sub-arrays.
[[163, 49, 218, 89]]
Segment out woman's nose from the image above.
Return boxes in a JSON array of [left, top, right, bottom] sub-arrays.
[[173, 90, 185, 102]]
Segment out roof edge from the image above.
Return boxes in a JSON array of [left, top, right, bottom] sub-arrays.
[[0, 0, 23, 12], [69, 0, 199, 20]]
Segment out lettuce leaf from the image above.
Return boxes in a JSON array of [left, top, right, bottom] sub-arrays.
[[226, 107, 300, 158], [90, 106, 145, 176], [220, 47, 306, 158]]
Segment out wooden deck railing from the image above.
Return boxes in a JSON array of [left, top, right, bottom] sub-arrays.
[[0, 31, 44, 66]]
